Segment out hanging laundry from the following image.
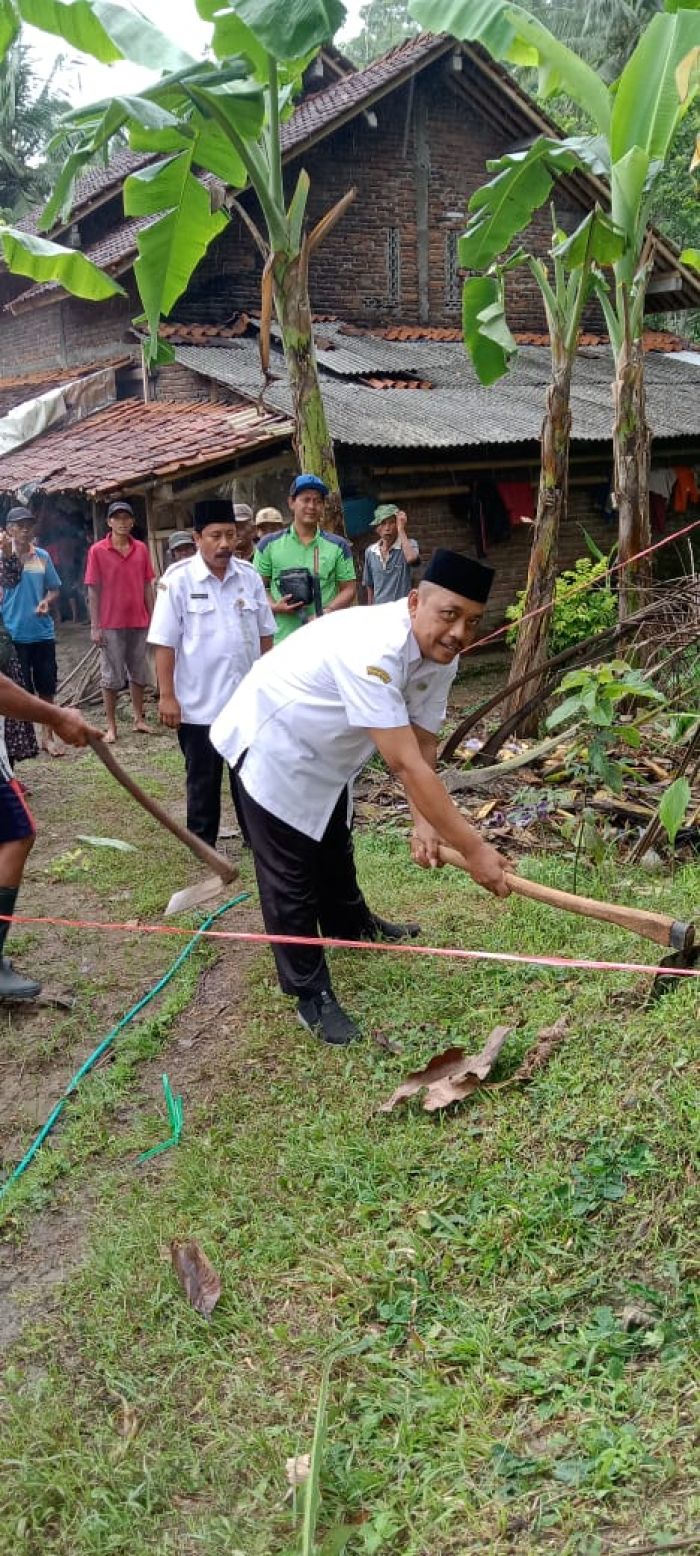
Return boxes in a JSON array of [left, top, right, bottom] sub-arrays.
[[495, 480, 535, 526], [471, 480, 511, 549], [592, 479, 617, 521], [673, 466, 700, 513], [648, 467, 676, 500], [649, 492, 667, 534]]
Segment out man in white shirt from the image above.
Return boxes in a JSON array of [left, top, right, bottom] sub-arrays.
[[210, 549, 509, 1045], [148, 505, 275, 846]]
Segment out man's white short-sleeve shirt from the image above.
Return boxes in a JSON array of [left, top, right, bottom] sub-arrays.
[[210, 598, 458, 839], [147, 551, 275, 725]]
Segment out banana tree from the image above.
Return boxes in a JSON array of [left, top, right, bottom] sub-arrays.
[[461, 182, 625, 724], [410, 0, 700, 618], [0, 0, 352, 530], [0, 0, 194, 313]]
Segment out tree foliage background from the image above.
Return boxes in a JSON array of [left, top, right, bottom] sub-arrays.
[[0, 41, 70, 220], [344, 1, 417, 65], [344, 0, 698, 284]]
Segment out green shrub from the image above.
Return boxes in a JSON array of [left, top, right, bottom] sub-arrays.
[[506, 555, 617, 655]]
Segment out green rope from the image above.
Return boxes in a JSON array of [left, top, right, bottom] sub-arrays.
[[0, 892, 249, 1202]]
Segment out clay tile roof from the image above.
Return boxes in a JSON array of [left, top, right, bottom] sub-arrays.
[[14, 149, 154, 237], [343, 322, 690, 352], [359, 375, 433, 389], [0, 354, 134, 396], [156, 316, 251, 344], [0, 398, 292, 498], [280, 32, 449, 153]]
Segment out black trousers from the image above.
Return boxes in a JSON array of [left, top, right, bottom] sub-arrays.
[[234, 778, 374, 999], [177, 722, 247, 848], [15, 640, 58, 700]]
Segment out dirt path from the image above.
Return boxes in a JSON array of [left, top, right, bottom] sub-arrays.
[[0, 707, 263, 1352], [0, 914, 261, 1352]]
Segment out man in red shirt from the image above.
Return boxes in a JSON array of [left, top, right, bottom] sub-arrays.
[[85, 501, 155, 744]]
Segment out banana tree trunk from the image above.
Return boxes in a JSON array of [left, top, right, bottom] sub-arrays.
[[272, 249, 345, 534], [503, 359, 572, 731], [613, 335, 651, 621]]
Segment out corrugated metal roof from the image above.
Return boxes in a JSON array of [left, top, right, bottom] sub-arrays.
[[173, 333, 700, 450]]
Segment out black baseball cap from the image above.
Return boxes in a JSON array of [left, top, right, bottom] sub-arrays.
[[106, 500, 135, 519], [6, 506, 34, 525]]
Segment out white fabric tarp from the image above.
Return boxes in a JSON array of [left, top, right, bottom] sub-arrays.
[[0, 367, 117, 459]]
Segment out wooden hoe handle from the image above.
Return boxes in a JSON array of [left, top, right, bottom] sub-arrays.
[[88, 734, 237, 885], [437, 845, 694, 953]]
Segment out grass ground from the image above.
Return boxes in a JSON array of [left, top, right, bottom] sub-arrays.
[[0, 771, 698, 1554]]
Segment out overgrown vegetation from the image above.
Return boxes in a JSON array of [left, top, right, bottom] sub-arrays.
[[0, 821, 698, 1554], [545, 660, 663, 793], [0, 42, 69, 219], [506, 555, 617, 657]]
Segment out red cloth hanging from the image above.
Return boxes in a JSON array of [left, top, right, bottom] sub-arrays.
[[495, 481, 535, 526]]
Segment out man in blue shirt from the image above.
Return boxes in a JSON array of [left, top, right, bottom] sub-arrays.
[[2, 507, 62, 756]]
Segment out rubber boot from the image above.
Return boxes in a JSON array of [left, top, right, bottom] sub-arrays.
[[0, 886, 42, 1000], [364, 913, 421, 943]]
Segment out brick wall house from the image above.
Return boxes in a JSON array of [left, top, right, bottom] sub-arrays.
[[1, 34, 699, 623]]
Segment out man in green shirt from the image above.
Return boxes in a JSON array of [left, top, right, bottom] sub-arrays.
[[254, 474, 356, 642]]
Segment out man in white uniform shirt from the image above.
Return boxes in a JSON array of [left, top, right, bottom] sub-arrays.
[[211, 549, 509, 1045], [148, 502, 275, 846]]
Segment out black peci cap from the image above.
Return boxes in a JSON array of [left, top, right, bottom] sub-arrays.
[[423, 548, 495, 605], [193, 498, 233, 533]]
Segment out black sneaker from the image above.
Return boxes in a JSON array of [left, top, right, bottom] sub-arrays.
[[0, 957, 42, 1001], [297, 990, 360, 1045], [364, 913, 421, 943]]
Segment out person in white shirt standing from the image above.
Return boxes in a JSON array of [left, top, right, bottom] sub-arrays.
[[210, 549, 510, 1046], [148, 504, 275, 847]]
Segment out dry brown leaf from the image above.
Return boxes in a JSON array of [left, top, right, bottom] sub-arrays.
[[372, 1031, 403, 1055], [621, 1304, 654, 1332], [380, 1027, 513, 1114], [285, 1453, 311, 1488], [505, 1017, 570, 1085], [171, 1239, 222, 1320], [119, 1398, 139, 1442]]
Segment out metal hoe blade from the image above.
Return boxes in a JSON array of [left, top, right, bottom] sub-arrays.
[[648, 939, 699, 1002], [166, 875, 235, 916]]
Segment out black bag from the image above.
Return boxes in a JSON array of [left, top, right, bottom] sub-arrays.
[[278, 567, 314, 606], [279, 554, 323, 617]]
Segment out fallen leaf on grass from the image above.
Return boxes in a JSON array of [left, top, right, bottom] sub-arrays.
[[379, 1026, 513, 1114], [285, 1453, 311, 1488], [621, 1304, 654, 1332], [505, 1017, 570, 1085], [171, 1239, 221, 1319], [119, 1398, 139, 1442], [372, 1031, 403, 1055]]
